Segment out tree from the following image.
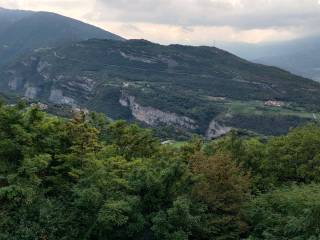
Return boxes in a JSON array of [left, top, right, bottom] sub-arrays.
[[189, 152, 251, 239], [245, 184, 320, 240], [106, 120, 159, 160], [263, 124, 320, 185]]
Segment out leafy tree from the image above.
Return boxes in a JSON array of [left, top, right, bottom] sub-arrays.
[[205, 124, 320, 191], [189, 152, 251, 239], [263, 124, 320, 185], [245, 184, 320, 240], [106, 120, 159, 160]]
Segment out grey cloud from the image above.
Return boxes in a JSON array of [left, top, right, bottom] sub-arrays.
[[87, 0, 320, 30], [119, 24, 143, 33]]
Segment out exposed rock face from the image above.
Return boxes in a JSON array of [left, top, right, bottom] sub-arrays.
[[36, 60, 51, 80], [119, 97, 129, 107], [8, 77, 21, 90], [52, 75, 95, 98], [24, 85, 38, 99], [206, 119, 231, 139], [49, 88, 76, 106], [5, 57, 92, 107], [119, 51, 179, 69], [6, 69, 23, 90], [37, 60, 50, 73], [71, 76, 95, 92], [120, 92, 197, 129], [120, 51, 157, 64]]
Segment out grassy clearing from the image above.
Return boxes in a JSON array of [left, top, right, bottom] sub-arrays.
[[170, 141, 188, 148], [224, 100, 317, 119]]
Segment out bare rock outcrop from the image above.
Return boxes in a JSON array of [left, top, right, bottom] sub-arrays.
[[120, 92, 197, 129], [206, 119, 231, 139], [49, 88, 76, 106], [24, 85, 38, 99]]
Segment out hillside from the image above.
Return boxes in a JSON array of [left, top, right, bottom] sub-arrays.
[[0, 7, 123, 66], [1, 39, 320, 138]]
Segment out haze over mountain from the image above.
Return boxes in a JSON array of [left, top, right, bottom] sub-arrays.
[[0, 7, 124, 66], [220, 35, 320, 82]]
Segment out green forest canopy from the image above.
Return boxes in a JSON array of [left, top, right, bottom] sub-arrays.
[[1, 102, 320, 239]]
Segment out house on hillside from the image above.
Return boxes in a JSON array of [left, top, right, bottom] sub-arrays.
[[264, 100, 284, 107]]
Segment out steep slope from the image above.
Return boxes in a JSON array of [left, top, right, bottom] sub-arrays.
[[0, 8, 124, 66], [1, 39, 319, 138]]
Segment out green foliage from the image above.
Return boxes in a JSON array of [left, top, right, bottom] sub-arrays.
[[244, 184, 320, 240], [1, 104, 320, 239], [0, 104, 203, 239], [204, 124, 320, 192], [106, 120, 159, 160], [264, 124, 320, 184], [222, 114, 310, 136], [190, 152, 251, 239]]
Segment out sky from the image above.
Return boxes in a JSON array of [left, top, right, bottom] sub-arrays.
[[1, 0, 320, 45]]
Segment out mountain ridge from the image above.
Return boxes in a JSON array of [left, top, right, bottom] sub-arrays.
[[0, 7, 124, 66], [1, 38, 319, 138]]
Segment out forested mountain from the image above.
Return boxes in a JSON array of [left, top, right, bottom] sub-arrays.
[[1, 38, 319, 138], [0, 7, 123, 66]]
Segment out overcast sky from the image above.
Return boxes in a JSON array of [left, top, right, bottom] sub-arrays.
[[1, 0, 320, 45]]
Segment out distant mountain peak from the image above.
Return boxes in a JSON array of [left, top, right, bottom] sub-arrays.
[[0, 8, 124, 66]]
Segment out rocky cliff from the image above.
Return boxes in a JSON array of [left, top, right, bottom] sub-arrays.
[[119, 92, 197, 130]]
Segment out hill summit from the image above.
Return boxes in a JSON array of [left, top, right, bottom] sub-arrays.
[[0, 7, 123, 66]]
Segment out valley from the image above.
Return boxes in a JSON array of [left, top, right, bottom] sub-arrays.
[[221, 35, 320, 82]]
